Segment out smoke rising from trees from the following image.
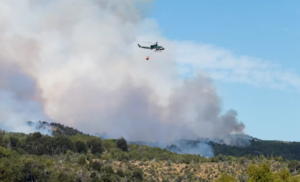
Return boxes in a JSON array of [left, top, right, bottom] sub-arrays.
[[0, 0, 248, 155]]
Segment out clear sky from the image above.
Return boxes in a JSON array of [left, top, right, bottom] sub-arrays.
[[148, 0, 300, 141]]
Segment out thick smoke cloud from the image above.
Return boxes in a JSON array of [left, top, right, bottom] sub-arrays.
[[0, 0, 247, 153], [0, 37, 51, 134]]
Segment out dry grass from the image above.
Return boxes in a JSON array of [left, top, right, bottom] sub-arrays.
[[104, 159, 286, 181]]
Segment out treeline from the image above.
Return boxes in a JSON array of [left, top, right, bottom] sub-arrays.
[[2, 132, 103, 156], [133, 137, 300, 162], [211, 139, 300, 161], [50, 122, 86, 136]]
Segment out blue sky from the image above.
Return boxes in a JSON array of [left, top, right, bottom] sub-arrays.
[[148, 0, 300, 141]]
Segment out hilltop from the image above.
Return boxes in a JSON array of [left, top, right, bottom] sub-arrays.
[[27, 121, 86, 136]]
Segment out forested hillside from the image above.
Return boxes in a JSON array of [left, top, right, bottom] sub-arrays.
[[212, 139, 300, 161], [165, 138, 300, 161], [1, 122, 300, 181]]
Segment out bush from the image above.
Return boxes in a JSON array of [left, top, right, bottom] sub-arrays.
[[104, 166, 114, 174], [248, 163, 273, 182], [288, 160, 300, 173], [56, 172, 73, 182], [133, 169, 143, 181], [77, 155, 86, 166], [92, 161, 101, 172], [117, 169, 125, 177], [101, 173, 112, 182], [239, 157, 247, 164], [175, 176, 183, 182]]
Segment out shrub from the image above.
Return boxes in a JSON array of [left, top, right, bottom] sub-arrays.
[[104, 166, 114, 174], [117, 169, 125, 177], [77, 155, 86, 166], [92, 161, 101, 172], [132, 169, 143, 181]]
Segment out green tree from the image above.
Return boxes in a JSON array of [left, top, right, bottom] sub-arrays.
[[75, 140, 88, 154], [53, 135, 76, 153], [9, 136, 19, 148], [0, 147, 19, 158], [20, 158, 49, 181], [248, 154, 253, 160], [32, 132, 42, 139], [116, 137, 128, 152], [88, 138, 104, 155]]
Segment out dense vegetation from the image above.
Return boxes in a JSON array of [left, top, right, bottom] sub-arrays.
[[212, 139, 300, 161], [31, 121, 300, 162], [1, 122, 300, 181]]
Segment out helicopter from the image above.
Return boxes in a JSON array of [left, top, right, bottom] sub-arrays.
[[138, 42, 165, 51]]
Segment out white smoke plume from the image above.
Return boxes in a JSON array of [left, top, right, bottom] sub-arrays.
[[0, 0, 249, 148]]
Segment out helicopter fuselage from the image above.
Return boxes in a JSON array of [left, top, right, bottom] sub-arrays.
[[138, 43, 165, 51]]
